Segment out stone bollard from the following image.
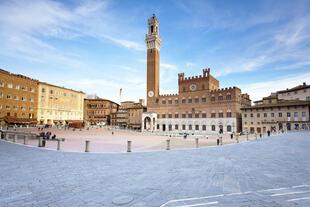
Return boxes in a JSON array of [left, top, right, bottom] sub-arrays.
[[5, 133, 9, 141], [166, 139, 170, 150], [217, 138, 219, 146], [127, 140, 132, 152], [38, 137, 42, 147], [246, 133, 249, 141], [236, 135, 239, 143], [220, 136, 223, 145], [85, 140, 90, 152], [195, 138, 199, 148], [255, 133, 257, 140], [57, 140, 61, 150], [24, 136, 28, 145], [13, 134, 17, 142]]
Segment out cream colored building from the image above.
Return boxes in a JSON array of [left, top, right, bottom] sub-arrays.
[[37, 82, 85, 126], [277, 82, 310, 101], [241, 94, 310, 133]]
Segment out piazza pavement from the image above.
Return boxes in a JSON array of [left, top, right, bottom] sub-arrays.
[[0, 131, 310, 207]]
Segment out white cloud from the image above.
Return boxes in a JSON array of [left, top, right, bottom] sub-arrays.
[[186, 62, 196, 67], [161, 63, 177, 70], [241, 72, 310, 101], [0, 0, 144, 69]]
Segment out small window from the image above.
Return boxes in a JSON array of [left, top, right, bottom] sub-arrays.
[[264, 113, 267, 117], [219, 112, 223, 118], [226, 95, 231, 100], [279, 112, 282, 117], [50, 90, 54, 94], [211, 113, 216, 118], [168, 100, 172, 104], [182, 125, 186, 130], [195, 113, 199, 118], [211, 125, 216, 131], [227, 125, 232, 132], [188, 98, 192, 103], [175, 125, 179, 130], [195, 98, 199, 103], [211, 97, 215, 102], [15, 85, 20, 90], [182, 113, 186, 118], [189, 125, 192, 130], [168, 113, 172, 118], [202, 97, 206, 102], [294, 112, 298, 117], [182, 99, 186, 104], [7, 95, 12, 99], [271, 113, 274, 117], [202, 113, 206, 118], [188, 113, 192, 118], [8, 83, 13, 88], [162, 100, 166, 104], [0, 82, 4, 87], [244, 114, 247, 118], [175, 113, 179, 118], [302, 112, 306, 117], [250, 113, 253, 117], [14, 95, 18, 100], [287, 112, 291, 117], [6, 105, 11, 110], [42, 88, 46, 92], [257, 113, 260, 118], [227, 112, 232, 118], [175, 99, 179, 104], [218, 96, 223, 101], [30, 88, 35, 93], [22, 86, 27, 91], [195, 125, 199, 130], [162, 114, 166, 118], [202, 125, 206, 131]]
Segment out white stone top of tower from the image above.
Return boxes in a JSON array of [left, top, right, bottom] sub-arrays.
[[145, 14, 161, 51]]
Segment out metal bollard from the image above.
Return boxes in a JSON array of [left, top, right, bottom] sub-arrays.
[[13, 134, 17, 142], [5, 133, 9, 141], [166, 139, 170, 150], [246, 133, 249, 141], [38, 137, 42, 147], [195, 138, 199, 148], [127, 140, 132, 152], [85, 140, 90, 152], [220, 136, 223, 145], [57, 140, 61, 150], [217, 138, 219, 146], [24, 136, 28, 145], [236, 135, 239, 143], [255, 133, 257, 140]]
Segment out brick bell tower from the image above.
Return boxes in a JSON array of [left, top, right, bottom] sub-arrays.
[[145, 14, 161, 106]]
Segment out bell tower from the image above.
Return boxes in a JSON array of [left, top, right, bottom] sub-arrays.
[[145, 14, 161, 105]]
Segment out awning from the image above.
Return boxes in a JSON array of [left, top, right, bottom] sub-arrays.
[[4, 116, 37, 124]]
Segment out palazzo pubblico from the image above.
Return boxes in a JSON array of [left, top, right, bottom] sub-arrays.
[[142, 14, 251, 134]]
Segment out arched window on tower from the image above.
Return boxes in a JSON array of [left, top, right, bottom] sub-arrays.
[[151, 25, 154, 33]]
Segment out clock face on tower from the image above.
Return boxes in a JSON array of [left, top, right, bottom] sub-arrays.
[[190, 84, 197, 91], [148, 90, 154, 97]]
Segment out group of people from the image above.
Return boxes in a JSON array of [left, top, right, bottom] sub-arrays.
[[39, 131, 56, 140]]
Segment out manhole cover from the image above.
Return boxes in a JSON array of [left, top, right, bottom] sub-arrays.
[[112, 195, 134, 205]]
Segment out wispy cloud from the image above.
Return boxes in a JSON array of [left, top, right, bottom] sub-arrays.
[[241, 72, 310, 101], [161, 63, 177, 70], [186, 62, 195, 67], [0, 0, 144, 70]]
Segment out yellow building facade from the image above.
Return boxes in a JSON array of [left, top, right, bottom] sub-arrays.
[[37, 82, 85, 126]]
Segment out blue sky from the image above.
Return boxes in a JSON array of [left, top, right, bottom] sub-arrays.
[[1, 0, 310, 103]]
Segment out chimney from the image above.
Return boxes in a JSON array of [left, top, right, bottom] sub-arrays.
[[139, 99, 145, 106]]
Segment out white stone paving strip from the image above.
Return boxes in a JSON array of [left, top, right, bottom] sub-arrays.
[[161, 185, 310, 207], [271, 190, 310, 197], [287, 196, 310, 202], [176, 201, 219, 207]]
